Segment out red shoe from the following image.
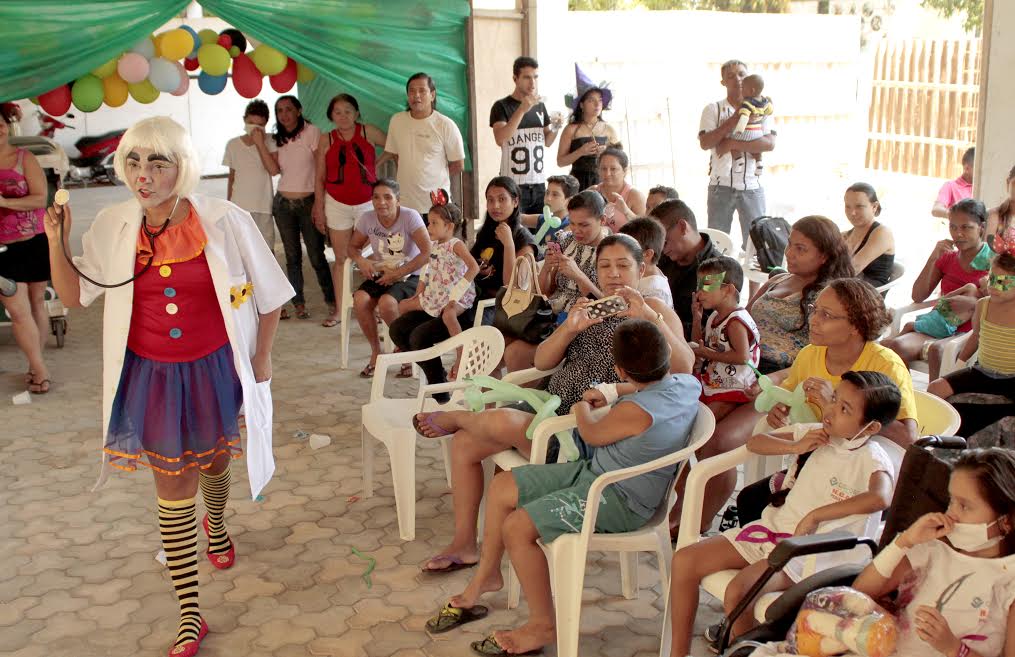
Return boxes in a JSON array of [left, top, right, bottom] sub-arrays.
[[201, 514, 235, 569], [168, 618, 208, 657]]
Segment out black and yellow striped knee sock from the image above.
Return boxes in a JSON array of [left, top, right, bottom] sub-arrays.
[[158, 497, 202, 647], [199, 468, 232, 555]]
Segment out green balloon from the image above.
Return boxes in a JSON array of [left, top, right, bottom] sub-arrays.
[[91, 58, 118, 79], [128, 79, 160, 104], [71, 74, 104, 112]]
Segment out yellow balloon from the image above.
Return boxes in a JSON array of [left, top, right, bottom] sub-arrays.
[[153, 33, 165, 58], [128, 79, 160, 104], [91, 58, 118, 79], [103, 74, 129, 107], [197, 44, 231, 76], [251, 45, 287, 76], [159, 28, 194, 61], [296, 62, 316, 84]]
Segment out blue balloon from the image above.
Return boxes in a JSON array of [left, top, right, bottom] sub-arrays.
[[197, 71, 227, 95], [179, 25, 201, 59]]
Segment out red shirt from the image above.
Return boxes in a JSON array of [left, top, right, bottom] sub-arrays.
[[934, 249, 988, 332], [127, 211, 228, 362], [324, 124, 376, 205]]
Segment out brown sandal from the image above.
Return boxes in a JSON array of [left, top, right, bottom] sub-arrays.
[[28, 378, 51, 394]]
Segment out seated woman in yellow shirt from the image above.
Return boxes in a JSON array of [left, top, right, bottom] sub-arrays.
[[733, 277, 920, 528]]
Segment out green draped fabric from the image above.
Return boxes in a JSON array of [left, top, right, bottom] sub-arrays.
[[0, 0, 189, 101], [0, 0, 472, 166], [201, 1, 472, 167]]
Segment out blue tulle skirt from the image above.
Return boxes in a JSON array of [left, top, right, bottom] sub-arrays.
[[104, 343, 243, 476]]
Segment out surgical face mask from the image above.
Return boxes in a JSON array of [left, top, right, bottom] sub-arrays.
[[244, 122, 261, 135], [948, 519, 1003, 552], [829, 421, 874, 453]]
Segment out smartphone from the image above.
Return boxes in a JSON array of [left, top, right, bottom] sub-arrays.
[[545, 241, 562, 257], [585, 295, 628, 320]]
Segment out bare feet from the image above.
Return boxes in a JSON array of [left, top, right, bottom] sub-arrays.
[[450, 570, 504, 609], [412, 411, 461, 438], [422, 544, 480, 573], [494, 621, 556, 654]]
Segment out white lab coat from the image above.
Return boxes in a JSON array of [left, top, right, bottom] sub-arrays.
[[75, 193, 294, 499]]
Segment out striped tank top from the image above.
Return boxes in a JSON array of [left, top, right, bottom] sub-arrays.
[[978, 300, 1015, 375]]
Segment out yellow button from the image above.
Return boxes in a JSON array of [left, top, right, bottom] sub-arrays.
[[166, 303, 179, 315], [159, 265, 172, 278]]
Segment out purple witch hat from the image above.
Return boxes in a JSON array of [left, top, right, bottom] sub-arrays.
[[564, 63, 613, 112]]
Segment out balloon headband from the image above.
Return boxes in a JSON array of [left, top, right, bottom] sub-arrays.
[[989, 273, 1015, 292], [697, 271, 726, 292], [430, 188, 450, 207]]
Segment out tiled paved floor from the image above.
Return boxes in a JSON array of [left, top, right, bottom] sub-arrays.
[[1, 183, 721, 657]]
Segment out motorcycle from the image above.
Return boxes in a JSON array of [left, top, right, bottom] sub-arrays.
[[35, 110, 126, 186]]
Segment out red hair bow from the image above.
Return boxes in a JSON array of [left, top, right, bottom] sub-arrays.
[[430, 189, 450, 207]]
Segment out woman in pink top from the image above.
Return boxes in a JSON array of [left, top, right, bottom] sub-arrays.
[[0, 106, 51, 393], [590, 147, 645, 232], [257, 95, 332, 320]]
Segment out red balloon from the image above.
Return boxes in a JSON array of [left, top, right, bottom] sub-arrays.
[[183, 57, 199, 71], [39, 84, 72, 116], [231, 53, 262, 99], [269, 58, 298, 93], [217, 34, 232, 49]]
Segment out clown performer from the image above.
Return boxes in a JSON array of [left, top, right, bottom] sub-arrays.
[[43, 117, 293, 657]]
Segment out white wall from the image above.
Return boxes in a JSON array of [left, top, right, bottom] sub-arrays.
[[975, 0, 1014, 207], [15, 17, 284, 178], [533, 5, 864, 225]]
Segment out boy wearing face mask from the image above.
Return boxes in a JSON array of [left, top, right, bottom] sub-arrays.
[[668, 371, 899, 656], [223, 100, 276, 251]]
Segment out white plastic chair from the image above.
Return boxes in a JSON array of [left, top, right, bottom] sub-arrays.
[[913, 389, 962, 435], [360, 326, 505, 540], [661, 429, 903, 656], [741, 237, 781, 287], [702, 228, 739, 259], [329, 244, 392, 369], [472, 297, 497, 329], [502, 403, 715, 657], [874, 261, 906, 296], [887, 295, 971, 377]]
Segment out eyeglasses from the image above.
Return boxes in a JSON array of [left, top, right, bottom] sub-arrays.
[[807, 303, 848, 322]]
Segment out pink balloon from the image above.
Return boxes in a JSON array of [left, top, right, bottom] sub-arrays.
[[231, 53, 262, 99], [269, 58, 297, 93], [117, 52, 150, 84], [171, 61, 190, 96]]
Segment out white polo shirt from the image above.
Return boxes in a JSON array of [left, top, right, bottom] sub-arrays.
[[699, 98, 774, 191]]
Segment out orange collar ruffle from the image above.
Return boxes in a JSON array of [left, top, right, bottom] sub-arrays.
[[136, 207, 208, 266]]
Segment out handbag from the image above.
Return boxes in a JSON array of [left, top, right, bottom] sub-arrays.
[[493, 252, 555, 343]]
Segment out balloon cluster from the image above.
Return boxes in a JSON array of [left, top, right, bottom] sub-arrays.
[[34, 26, 317, 116]]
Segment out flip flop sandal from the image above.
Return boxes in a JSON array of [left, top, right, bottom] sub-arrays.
[[412, 412, 453, 439], [280, 308, 291, 320], [471, 635, 543, 656], [425, 603, 489, 634], [397, 363, 414, 378], [321, 317, 339, 327], [359, 364, 376, 378], [421, 553, 477, 573], [295, 305, 311, 320], [28, 378, 51, 394]]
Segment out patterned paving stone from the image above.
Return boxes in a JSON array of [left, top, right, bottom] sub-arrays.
[[0, 194, 730, 657]]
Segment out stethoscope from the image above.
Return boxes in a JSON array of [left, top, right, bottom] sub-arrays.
[[56, 193, 180, 289]]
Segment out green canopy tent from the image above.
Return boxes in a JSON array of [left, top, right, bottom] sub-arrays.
[[0, 0, 472, 169]]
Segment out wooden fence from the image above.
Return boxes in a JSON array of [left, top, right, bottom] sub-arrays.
[[866, 38, 980, 179]]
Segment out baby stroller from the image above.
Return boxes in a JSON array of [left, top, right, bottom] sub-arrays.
[[712, 434, 967, 656]]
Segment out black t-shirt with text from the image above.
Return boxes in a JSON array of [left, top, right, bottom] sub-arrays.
[[490, 96, 550, 186]]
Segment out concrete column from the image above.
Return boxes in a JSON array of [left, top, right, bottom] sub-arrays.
[[974, 0, 1015, 205]]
